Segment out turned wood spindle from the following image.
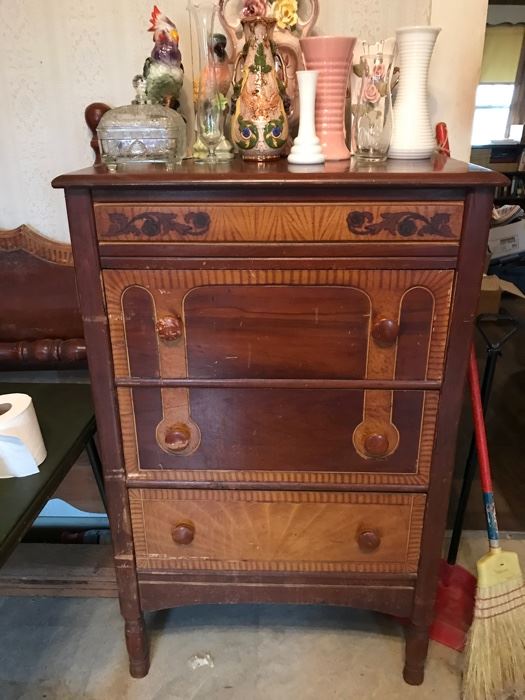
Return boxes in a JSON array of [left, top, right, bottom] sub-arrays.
[[85, 102, 111, 166]]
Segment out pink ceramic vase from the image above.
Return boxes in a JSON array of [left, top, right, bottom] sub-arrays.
[[300, 36, 356, 161]]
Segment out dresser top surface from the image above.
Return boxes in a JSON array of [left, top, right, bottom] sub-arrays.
[[52, 156, 507, 190]]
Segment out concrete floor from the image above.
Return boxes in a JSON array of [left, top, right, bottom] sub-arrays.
[[0, 533, 524, 700]]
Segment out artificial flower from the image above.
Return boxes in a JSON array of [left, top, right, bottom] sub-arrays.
[[271, 0, 298, 30], [242, 0, 268, 18], [363, 80, 381, 104], [373, 62, 386, 79]]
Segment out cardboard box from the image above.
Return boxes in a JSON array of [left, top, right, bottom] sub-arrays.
[[478, 275, 525, 315], [488, 220, 525, 260]]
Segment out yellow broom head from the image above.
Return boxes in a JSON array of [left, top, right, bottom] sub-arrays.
[[463, 548, 525, 700]]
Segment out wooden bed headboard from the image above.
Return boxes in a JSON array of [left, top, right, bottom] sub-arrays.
[[0, 103, 111, 370], [0, 225, 87, 369]]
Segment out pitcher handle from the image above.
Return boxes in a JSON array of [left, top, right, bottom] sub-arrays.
[[232, 53, 244, 88], [296, 0, 319, 37], [275, 50, 288, 89]]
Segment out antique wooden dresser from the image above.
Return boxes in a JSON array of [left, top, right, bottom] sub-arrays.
[[53, 157, 504, 684]]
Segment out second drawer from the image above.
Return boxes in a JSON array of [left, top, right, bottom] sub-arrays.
[[129, 488, 426, 575]]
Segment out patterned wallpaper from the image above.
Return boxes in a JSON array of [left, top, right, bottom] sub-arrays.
[[0, 0, 431, 241]]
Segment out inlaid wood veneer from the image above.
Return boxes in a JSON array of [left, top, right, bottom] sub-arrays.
[[94, 202, 463, 243], [106, 268, 450, 471], [104, 268, 454, 382], [54, 156, 504, 683], [116, 386, 438, 486], [128, 489, 426, 574]]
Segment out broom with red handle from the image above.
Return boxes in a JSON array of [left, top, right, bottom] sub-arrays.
[[463, 345, 525, 700]]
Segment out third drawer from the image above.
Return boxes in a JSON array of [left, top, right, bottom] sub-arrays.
[[118, 385, 438, 488]]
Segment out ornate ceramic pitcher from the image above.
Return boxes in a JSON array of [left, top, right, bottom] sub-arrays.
[[219, 0, 319, 131], [231, 17, 290, 160]]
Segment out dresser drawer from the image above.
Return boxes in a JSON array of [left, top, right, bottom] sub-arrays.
[[104, 268, 454, 382], [129, 489, 426, 574], [117, 386, 438, 487], [94, 201, 463, 244]]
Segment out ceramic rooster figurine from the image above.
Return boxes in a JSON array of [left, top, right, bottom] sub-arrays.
[[136, 5, 184, 108]]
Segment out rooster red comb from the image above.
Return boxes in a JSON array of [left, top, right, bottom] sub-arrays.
[[148, 5, 162, 31]]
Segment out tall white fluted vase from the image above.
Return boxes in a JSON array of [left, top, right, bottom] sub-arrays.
[[389, 26, 441, 160], [288, 70, 325, 165]]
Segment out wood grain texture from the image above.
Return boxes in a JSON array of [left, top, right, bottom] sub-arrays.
[[51, 156, 508, 190], [0, 224, 73, 264], [63, 188, 148, 675], [128, 489, 426, 574], [104, 268, 453, 382], [0, 543, 117, 598], [138, 577, 416, 617], [99, 245, 460, 262], [94, 202, 463, 243], [184, 285, 370, 380], [0, 225, 86, 368], [410, 189, 497, 631], [53, 156, 500, 682], [117, 386, 438, 486], [0, 338, 86, 367]]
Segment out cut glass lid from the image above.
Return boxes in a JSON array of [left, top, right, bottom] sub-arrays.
[[97, 103, 183, 132]]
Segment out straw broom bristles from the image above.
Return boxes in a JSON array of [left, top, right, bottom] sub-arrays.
[[463, 347, 525, 700], [463, 575, 525, 700]]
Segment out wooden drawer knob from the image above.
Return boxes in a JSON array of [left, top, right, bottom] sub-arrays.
[[372, 318, 399, 346], [156, 315, 183, 342], [358, 530, 381, 552], [364, 433, 389, 458], [164, 423, 192, 452], [172, 522, 195, 545]]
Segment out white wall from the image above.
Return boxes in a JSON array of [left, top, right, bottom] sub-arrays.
[[429, 0, 489, 162], [0, 0, 486, 241], [0, 0, 193, 241], [316, 0, 429, 39]]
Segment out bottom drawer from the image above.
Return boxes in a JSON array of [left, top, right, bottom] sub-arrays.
[[129, 489, 426, 575]]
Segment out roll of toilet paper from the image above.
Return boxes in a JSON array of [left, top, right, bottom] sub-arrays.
[[0, 394, 46, 478]]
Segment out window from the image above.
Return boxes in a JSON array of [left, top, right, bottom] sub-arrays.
[[471, 83, 515, 145]]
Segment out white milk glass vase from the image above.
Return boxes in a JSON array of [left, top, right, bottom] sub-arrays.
[[389, 26, 441, 160], [288, 70, 325, 165]]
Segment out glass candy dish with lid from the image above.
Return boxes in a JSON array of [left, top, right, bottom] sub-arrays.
[[97, 89, 186, 171]]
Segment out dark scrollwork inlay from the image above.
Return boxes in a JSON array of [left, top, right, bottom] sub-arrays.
[[107, 211, 211, 238], [346, 211, 454, 238]]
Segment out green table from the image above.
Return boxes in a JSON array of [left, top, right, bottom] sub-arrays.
[[0, 383, 96, 567]]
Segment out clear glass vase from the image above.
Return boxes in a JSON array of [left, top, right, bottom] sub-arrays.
[[354, 52, 394, 162], [188, 1, 225, 163]]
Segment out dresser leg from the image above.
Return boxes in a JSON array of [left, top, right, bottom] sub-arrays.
[[125, 615, 150, 678], [403, 622, 429, 686]]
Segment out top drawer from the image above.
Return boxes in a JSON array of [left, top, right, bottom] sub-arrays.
[[94, 201, 463, 244]]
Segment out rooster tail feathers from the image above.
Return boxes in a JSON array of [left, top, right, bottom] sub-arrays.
[[149, 5, 161, 31], [148, 5, 176, 32]]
